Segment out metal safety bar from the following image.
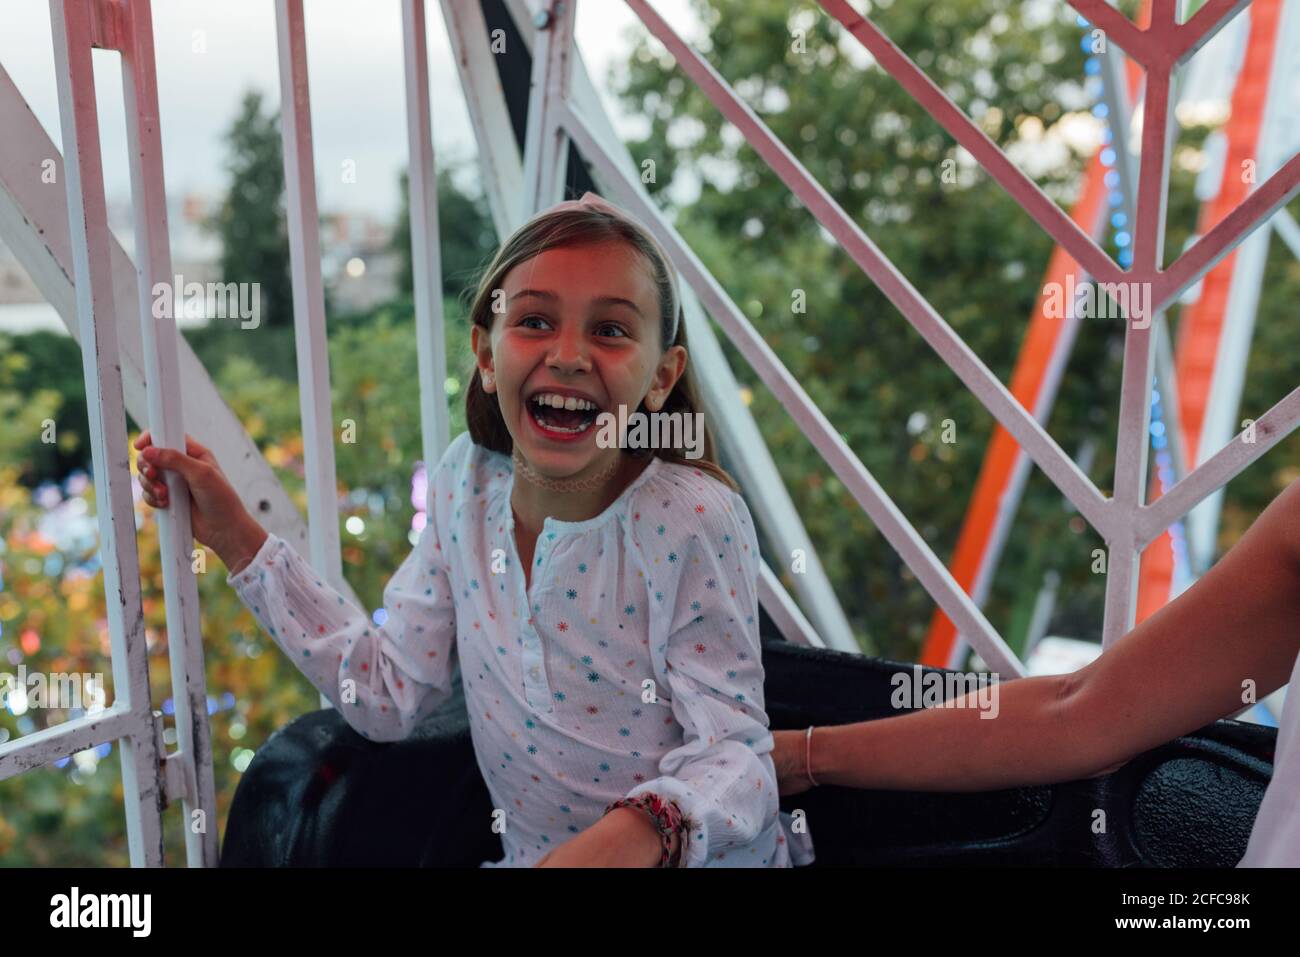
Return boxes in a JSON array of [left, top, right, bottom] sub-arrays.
[[0, 0, 219, 867], [274, 0, 344, 595], [117, 0, 218, 865], [402, 0, 453, 469]]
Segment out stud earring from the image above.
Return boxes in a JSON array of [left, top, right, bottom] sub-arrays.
[[482, 372, 495, 391]]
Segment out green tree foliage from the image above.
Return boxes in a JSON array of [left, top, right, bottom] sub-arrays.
[[0, 333, 81, 483], [613, 0, 1300, 658], [193, 301, 473, 611], [0, 300, 474, 865], [206, 91, 294, 329], [391, 165, 498, 304]]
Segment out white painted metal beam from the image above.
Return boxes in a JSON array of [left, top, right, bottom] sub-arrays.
[[438, 0, 525, 238], [118, 0, 218, 867], [274, 0, 345, 593], [402, 0, 452, 468], [46, 0, 165, 867], [1139, 385, 1300, 547], [0, 706, 142, 779], [1099, 36, 1191, 489], [0, 64, 354, 603], [520, 0, 575, 215]]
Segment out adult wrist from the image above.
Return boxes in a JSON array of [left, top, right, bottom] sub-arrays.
[[808, 723, 838, 786]]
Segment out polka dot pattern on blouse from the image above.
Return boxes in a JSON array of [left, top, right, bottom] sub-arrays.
[[229, 430, 814, 867]]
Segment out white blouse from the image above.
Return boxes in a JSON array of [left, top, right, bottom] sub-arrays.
[[228, 430, 814, 867], [1238, 650, 1300, 866]]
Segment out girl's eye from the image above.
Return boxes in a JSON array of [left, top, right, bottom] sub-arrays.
[[518, 315, 627, 338]]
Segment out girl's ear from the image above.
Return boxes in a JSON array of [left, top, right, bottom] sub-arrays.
[[471, 323, 496, 394], [645, 345, 687, 412]]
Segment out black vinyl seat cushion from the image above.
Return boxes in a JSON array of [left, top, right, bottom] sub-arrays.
[[221, 632, 1275, 867]]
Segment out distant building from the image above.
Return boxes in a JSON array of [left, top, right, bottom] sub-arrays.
[[321, 209, 402, 314], [0, 193, 400, 332]]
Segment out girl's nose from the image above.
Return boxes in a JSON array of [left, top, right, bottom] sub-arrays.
[[547, 324, 591, 373]]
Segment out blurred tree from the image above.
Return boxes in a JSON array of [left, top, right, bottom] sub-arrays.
[[327, 302, 472, 606], [0, 333, 77, 483], [612, 0, 1300, 658], [0, 301, 474, 865], [615, 0, 1101, 657], [206, 91, 294, 329], [391, 164, 498, 305]]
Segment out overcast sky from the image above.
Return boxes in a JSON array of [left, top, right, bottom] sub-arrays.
[[0, 0, 699, 217], [0, 0, 1258, 227]]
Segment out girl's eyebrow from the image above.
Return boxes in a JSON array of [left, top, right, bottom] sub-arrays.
[[510, 288, 644, 317]]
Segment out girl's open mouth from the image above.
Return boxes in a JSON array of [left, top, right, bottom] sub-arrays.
[[526, 393, 601, 439]]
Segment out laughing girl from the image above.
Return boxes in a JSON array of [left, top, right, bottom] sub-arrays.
[[135, 192, 813, 868]]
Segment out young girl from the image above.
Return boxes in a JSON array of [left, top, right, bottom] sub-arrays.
[[134, 192, 814, 868], [771, 477, 1300, 866]]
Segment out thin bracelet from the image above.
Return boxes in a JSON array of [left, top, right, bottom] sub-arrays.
[[805, 725, 819, 787]]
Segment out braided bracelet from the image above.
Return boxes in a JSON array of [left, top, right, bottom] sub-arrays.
[[605, 793, 687, 867]]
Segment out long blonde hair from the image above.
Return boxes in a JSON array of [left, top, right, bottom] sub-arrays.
[[462, 202, 739, 493]]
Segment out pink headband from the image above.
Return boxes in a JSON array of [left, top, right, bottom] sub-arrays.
[[542, 191, 682, 342]]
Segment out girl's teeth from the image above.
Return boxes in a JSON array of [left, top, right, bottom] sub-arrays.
[[532, 393, 595, 411], [527, 395, 596, 434]]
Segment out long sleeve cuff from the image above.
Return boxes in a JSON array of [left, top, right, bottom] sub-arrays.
[[225, 530, 281, 588], [625, 736, 780, 867]]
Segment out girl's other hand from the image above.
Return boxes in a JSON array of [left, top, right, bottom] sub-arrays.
[[133, 430, 266, 573], [772, 729, 814, 796]]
